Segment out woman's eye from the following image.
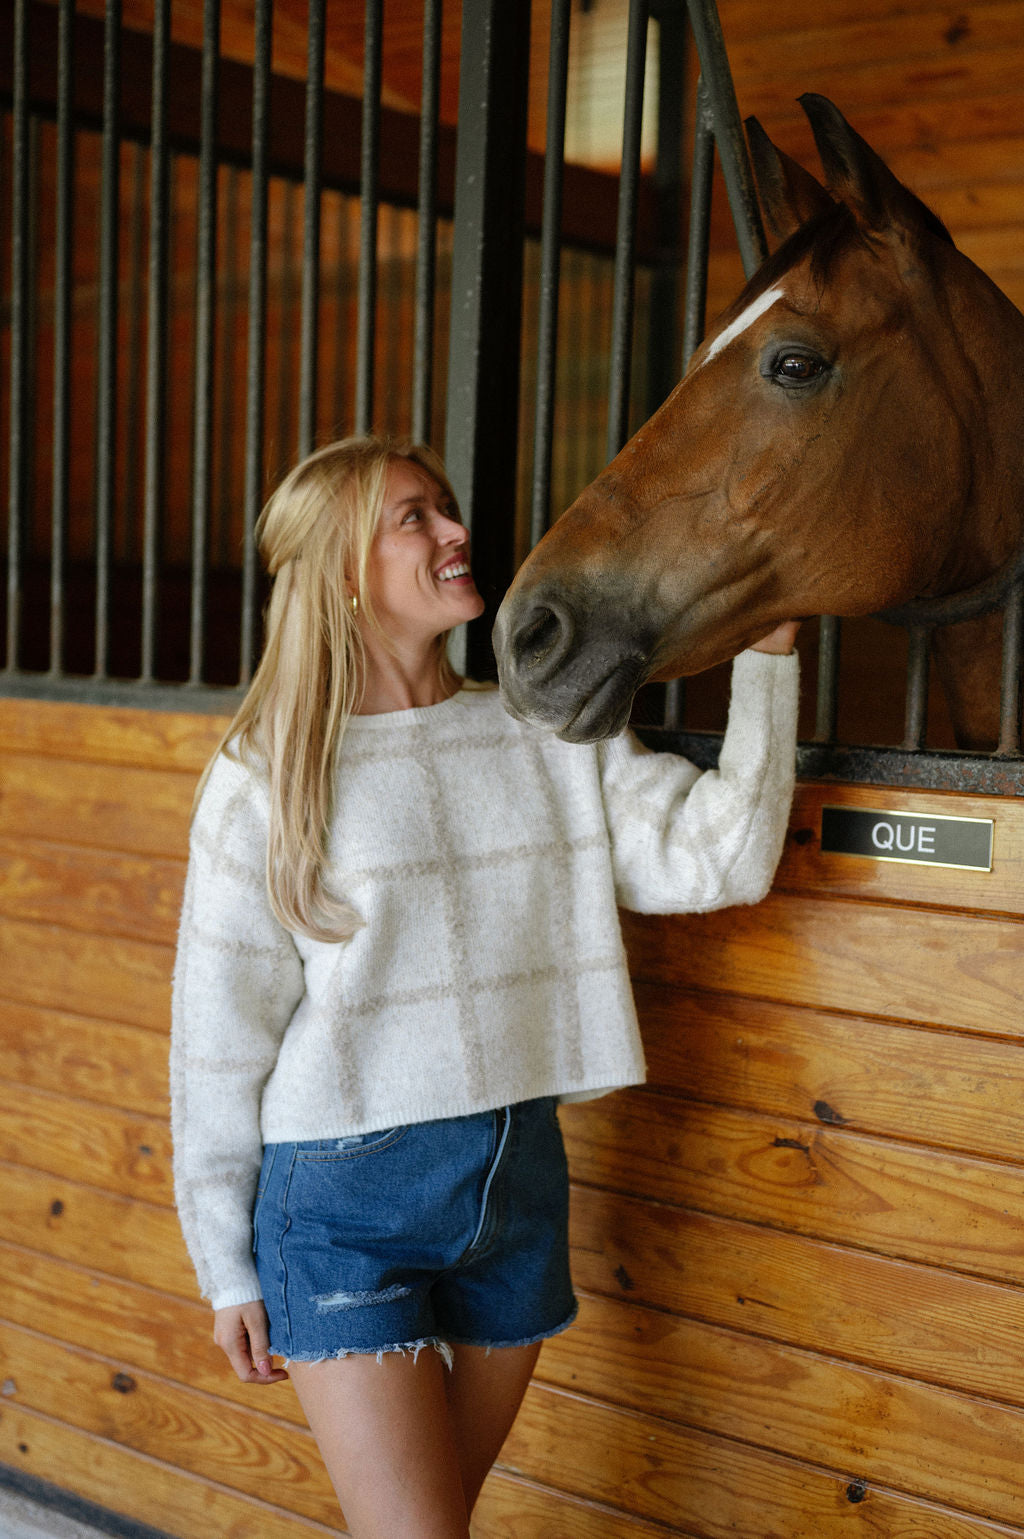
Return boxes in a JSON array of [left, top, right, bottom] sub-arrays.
[[401, 508, 423, 524], [772, 352, 826, 385]]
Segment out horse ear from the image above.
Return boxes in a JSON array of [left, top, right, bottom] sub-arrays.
[[746, 115, 836, 243], [798, 92, 954, 245]]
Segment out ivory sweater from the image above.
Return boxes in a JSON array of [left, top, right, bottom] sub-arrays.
[[171, 649, 798, 1308]]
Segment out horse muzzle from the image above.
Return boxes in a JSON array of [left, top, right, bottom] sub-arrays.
[[493, 589, 650, 742]]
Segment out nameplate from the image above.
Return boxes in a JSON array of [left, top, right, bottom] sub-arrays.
[[820, 806, 994, 872]]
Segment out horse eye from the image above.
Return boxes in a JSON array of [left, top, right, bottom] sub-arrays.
[[772, 352, 826, 385]]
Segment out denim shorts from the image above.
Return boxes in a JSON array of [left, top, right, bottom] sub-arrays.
[[253, 1096, 577, 1364]]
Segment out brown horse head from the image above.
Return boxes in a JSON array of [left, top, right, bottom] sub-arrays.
[[494, 95, 1024, 742]]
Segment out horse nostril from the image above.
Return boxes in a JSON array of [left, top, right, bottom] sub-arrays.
[[513, 602, 573, 677]]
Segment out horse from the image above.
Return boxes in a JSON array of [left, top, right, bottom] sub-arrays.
[[492, 95, 1024, 751]]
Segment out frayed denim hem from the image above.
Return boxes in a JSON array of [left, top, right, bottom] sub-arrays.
[[277, 1336, 455, 1371], [445, 1298, 579, 1355]]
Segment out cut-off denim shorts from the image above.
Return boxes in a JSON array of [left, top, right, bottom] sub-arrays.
[[253, 1096, 578, 1365]]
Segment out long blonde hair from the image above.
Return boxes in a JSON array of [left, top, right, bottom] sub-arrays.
[[197, 434, 462, 941]]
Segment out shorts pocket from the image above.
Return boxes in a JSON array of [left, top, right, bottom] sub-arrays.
[[292, 1126, 410, 1163]]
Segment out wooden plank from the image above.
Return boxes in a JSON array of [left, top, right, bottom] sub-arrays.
[[777, 784, 1024, 917], [0, 1323, 339, 1528], [637, 984, 1024, 1164], [541, 1292, 1024, 1527], [718, 0, 1022, 42], [0, 752, 195, 858], [0, 697, 229, 774], [0, 1162, 196, 1299], [0, 1081, 173, 1205], [0, 1003, 168, 1115], [621, 896, 1024, 1038], [563, 1091, 1024, 1283], [0, 1404, 341, 1539], [0, 917, 171, 1032], [568, 1187, 1024, 1405], [0, 836, 184, 944], [501, 1379, 1024, 1539], [473, 1473, 685, 1538]]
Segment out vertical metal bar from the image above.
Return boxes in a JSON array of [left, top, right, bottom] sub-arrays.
[[606, 0, 648, 460], [141, 0, 170, 682], [189, 0, 220, 686], [998, 581, 1023, 756], [94, 0, 121, 678], [6, 0, 29, 672], [529, 0, 571, 548], [814, 614, 841, 743], [902, 625, 931, 750], [444, 0, 532, 677], [122, 142, 147, 563], [240, 0, 271, 685], [681, 76, 714, 372], [355, 0, 383, 436], [50, 0, 75, 676], [684, 0, 766, 279], [298, 0, 325, 457], [412, 0, 442, 445], [646, 0, 687, 415]]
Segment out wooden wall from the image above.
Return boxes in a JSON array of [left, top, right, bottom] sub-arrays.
[[1, 696, 1022, 1537]]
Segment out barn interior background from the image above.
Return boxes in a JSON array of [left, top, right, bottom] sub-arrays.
[[1, 0, 1023, 1535]]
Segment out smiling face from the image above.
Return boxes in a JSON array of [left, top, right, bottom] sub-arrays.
[[362, 457, 485, 649]]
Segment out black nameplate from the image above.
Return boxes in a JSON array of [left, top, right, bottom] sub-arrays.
[[821, 806, 993, 872]]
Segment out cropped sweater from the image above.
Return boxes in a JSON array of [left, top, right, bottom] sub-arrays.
[[171, 649, 799, 1308]]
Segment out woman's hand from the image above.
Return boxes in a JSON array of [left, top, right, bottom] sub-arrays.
[[750, 620, 801, 655], [213, 1299, 289, 1385]]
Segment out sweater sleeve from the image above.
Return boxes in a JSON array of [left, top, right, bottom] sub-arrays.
[[170, 753, 305, 1310], [598, 648, 799, 914]]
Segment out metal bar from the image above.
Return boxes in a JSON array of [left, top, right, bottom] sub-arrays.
[[444, 0, 532, 677], [412, 0, 442, 445], [684, 0, 766, 279], [646, 0, 687, 414], [5, 0, 29, 673], [94, 0, 121, 678], [998, 579, 1023, 756], [529, 0, 571, 547], [50, 0, 75, 675], [189, 0, 220, 686], [606, 0, 649, 460], [298, 0, 325, 457], [240, 0, 271, 685], [141, 0, 169, 682], [681, 75, 714, 372], [815, 615, 842, 743], [355, 0, 383, 435], [902, 625, 931, 750]]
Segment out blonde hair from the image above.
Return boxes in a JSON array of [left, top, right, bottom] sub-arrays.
[[196, 434, 462, 941]]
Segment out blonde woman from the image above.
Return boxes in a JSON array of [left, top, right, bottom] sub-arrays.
[[171, 434, 800, 1538]]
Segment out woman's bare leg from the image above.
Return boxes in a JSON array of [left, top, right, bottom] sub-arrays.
[[444, 1341, 542, 1512], [288, 1350, 470, 1539]]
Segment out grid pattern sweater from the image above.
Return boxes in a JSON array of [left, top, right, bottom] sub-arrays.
[[171, 649, 798, 1308]]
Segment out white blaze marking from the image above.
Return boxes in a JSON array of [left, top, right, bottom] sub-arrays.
[[697, 285, 786, 369]]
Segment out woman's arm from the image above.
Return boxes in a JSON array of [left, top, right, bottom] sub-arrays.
[[598, 642, 800, 915]]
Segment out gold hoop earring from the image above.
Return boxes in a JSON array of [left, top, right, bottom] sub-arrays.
[[350, 593, 359, 617]]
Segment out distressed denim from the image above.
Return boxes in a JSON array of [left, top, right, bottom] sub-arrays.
[[253, 1096, 577, 1363]]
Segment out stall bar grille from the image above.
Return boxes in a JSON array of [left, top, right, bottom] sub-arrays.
[[1, 0, 1021, 791]]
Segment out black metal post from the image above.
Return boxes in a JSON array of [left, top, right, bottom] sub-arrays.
[[529, 0, 571, 548], [355, 0, 383, 435], [412, 0, 442, 446], [240, 0, 271, 685], [606, 0, 648, 460], [189, 0, 220, 685], [141, 0, 170, 683], [50, 0, 74, 676], [298, 0, 325, 457], [94, 0, 120, 678], [998, 580, 1023, 757], [444, 0, 532, 678]]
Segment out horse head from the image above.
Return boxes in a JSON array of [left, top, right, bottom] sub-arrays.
[[494, 95, 1024, 743]]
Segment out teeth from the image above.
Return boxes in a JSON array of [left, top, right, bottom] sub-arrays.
[[438, 563, 470, 581]]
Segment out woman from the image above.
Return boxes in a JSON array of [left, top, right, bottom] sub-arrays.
[[171, 434, 800, 1537]]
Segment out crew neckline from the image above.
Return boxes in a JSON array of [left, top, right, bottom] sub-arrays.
[[345, 687, 490, 730]]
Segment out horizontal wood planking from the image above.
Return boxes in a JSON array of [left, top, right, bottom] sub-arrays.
[[0, 698, 226, 773], [0, 752, 195, 859], [621, 896, 1024, 1037], [0, 917, 171, 1031], [562, 1090, 1024, 1284], [539, 1293, 1024, 1526], [638, 984, 1024, 1163], [0, 1080, 173, 1204], [0, 1003, 168, 1114], [0, 1404, 341, 1539], [0, 835, 185, 944]]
